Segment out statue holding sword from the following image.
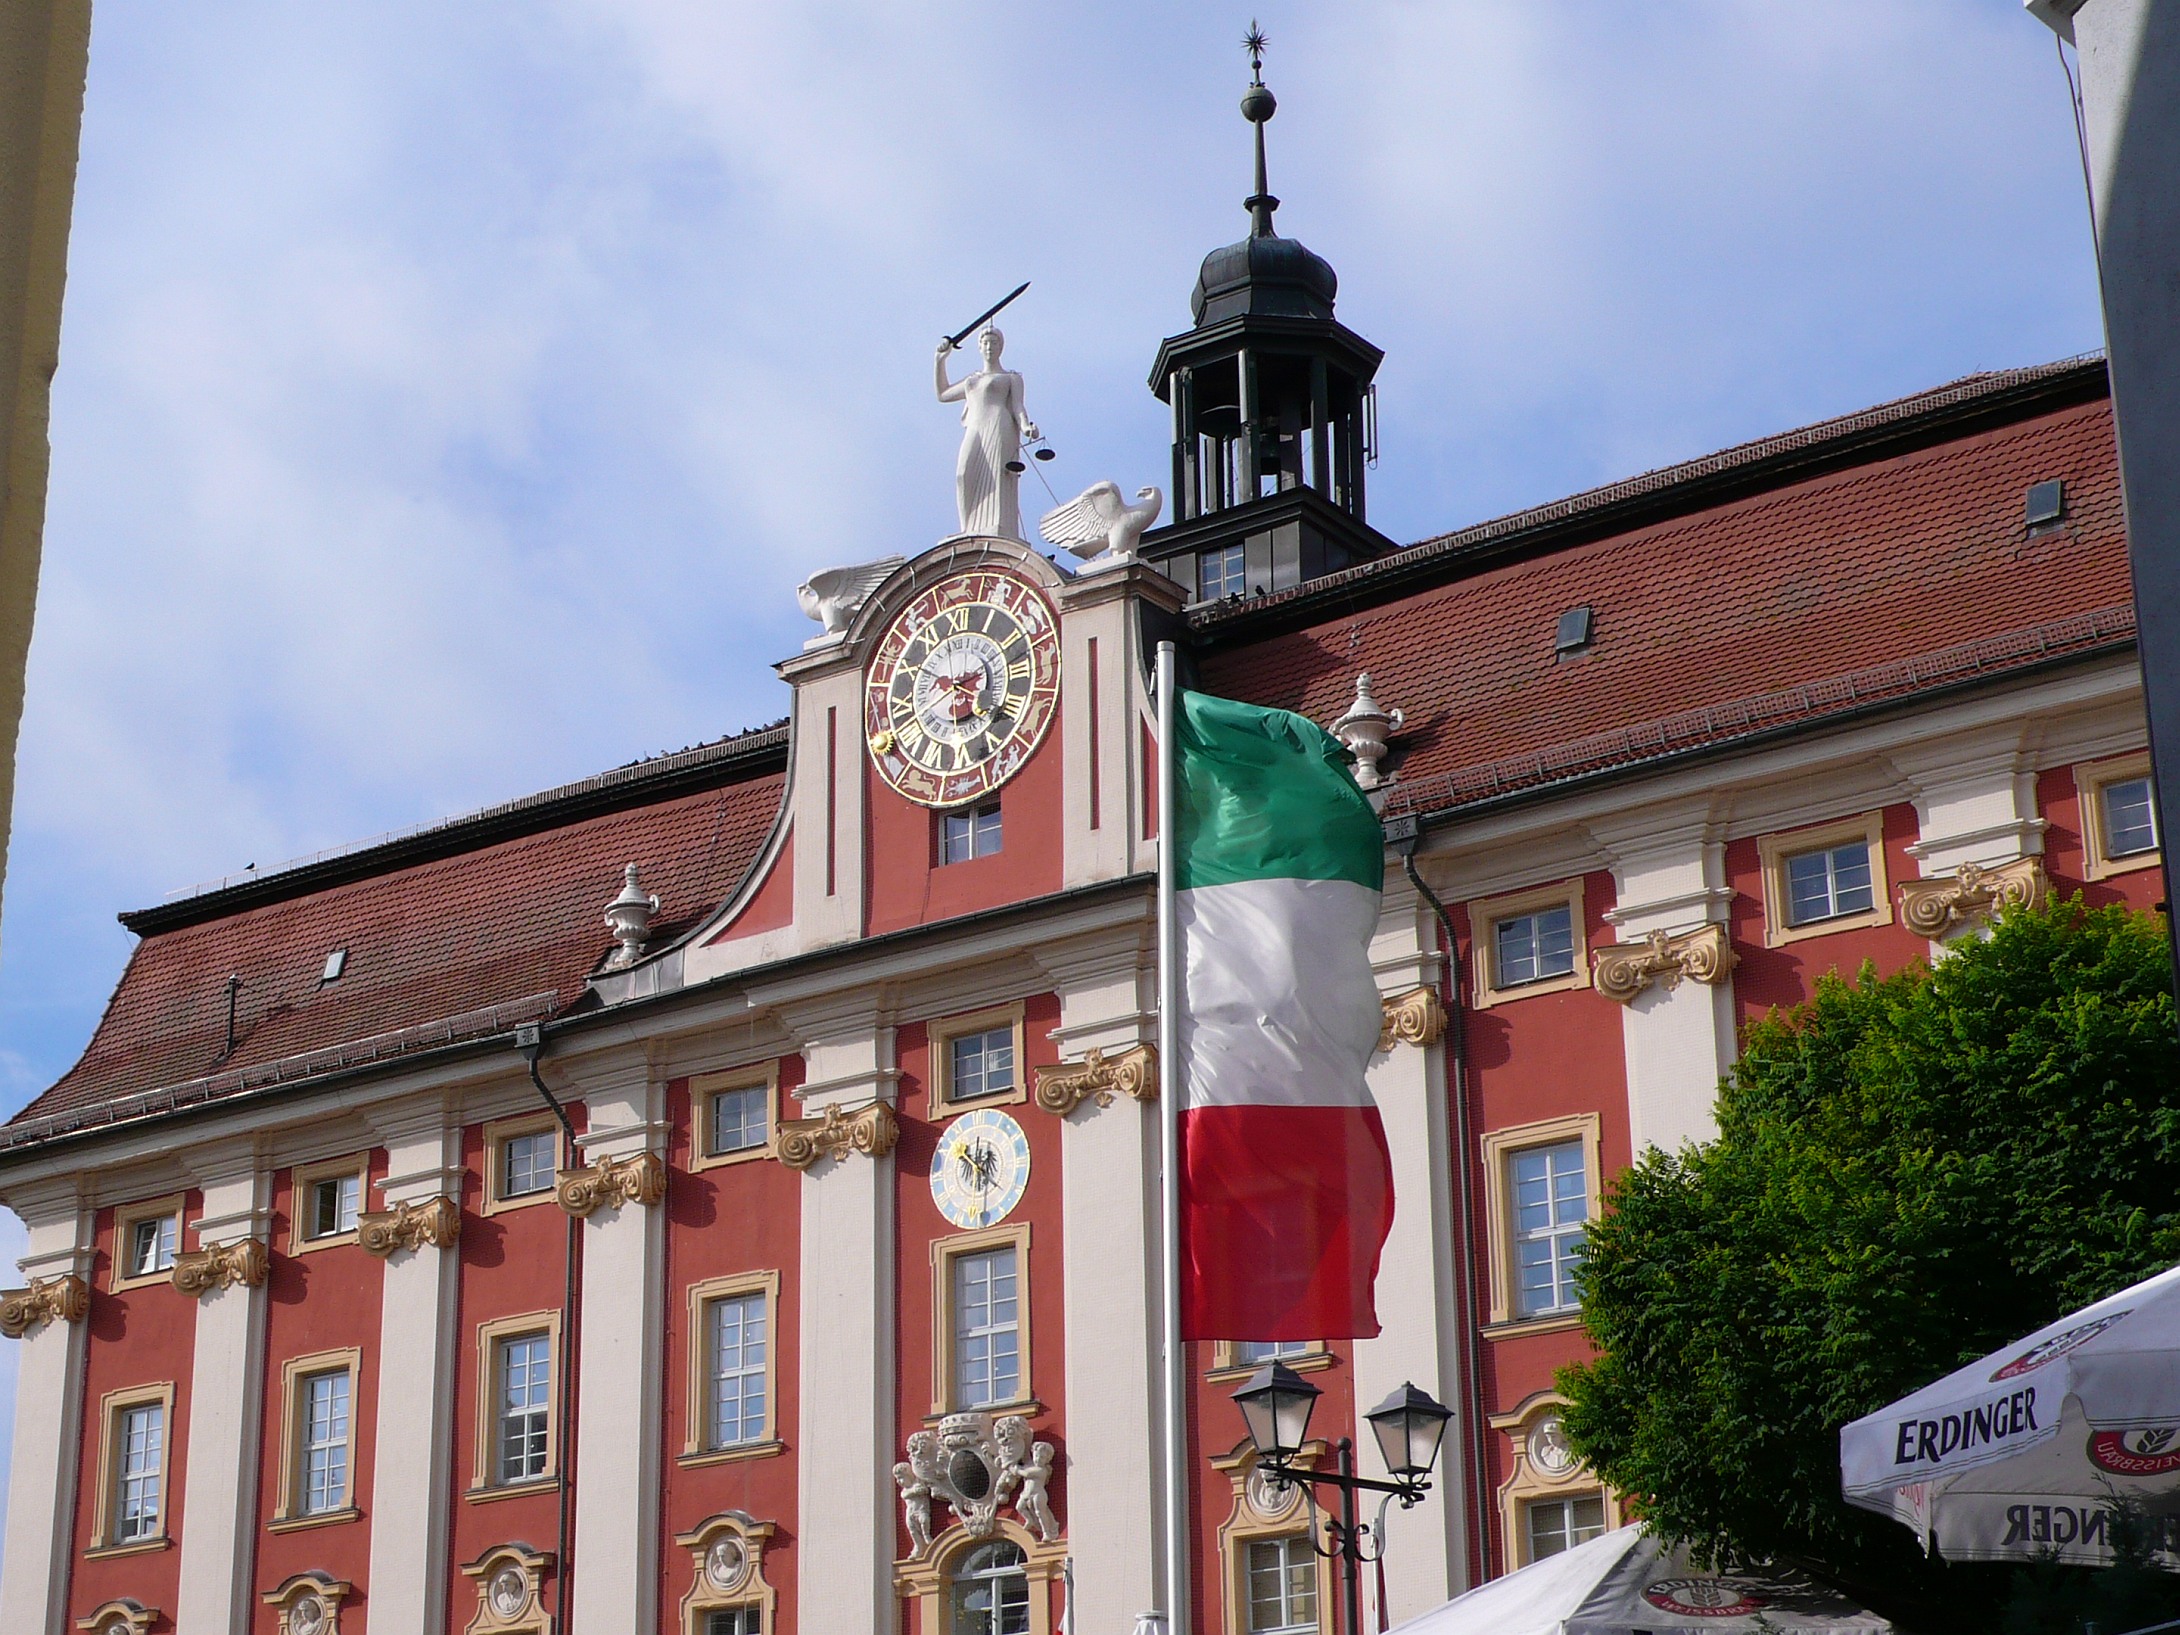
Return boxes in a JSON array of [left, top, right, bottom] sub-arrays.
[[936, 282, 1039, 540]]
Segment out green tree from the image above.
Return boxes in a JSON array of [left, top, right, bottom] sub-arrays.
[[1559, 898, 2180, 1631]]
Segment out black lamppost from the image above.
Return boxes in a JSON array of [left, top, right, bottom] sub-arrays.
[[1232, 1363, 1453, 1635]]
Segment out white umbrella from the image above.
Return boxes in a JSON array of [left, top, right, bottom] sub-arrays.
[[1385, 1526, 1889, 1634], [1840, 1260, 2180, 1565]]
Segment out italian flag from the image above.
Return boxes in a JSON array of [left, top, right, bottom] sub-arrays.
[[1172, 689, 1395, 1342]]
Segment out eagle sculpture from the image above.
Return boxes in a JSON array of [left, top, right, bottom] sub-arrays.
[[1038, 482, 1165, 564]]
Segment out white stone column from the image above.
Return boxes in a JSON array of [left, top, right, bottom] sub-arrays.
[[175, 1152, 272, 1635], [1892, 730, 2043, 877], [569, 1059, 669, 1633], [0, 1183, 93, 1635], [1591, 809, 1737, 1153], [1355, 882, 1466, 1627], [1043, 924, 1163, 1633], [781, 1010, 898, 1635], [362, 1110, 465, 1634]]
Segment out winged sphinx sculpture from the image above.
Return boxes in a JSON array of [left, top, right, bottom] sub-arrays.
[[1038, 482, 1164, 565], [795, 555, 905, 637]]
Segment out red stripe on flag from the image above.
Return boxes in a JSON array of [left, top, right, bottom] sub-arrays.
[[1179, 1103, 1394, 1342]]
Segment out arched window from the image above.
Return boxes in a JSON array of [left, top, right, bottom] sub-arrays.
[[950, 1540, 1029, 1635]]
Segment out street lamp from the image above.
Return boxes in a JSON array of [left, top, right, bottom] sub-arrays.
[[1232, 1366, 1453, 1635]]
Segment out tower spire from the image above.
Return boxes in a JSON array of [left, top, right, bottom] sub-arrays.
[[1241, 22, 1278, 238]]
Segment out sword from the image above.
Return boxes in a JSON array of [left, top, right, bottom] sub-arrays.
[[944, 281, 1030, 350]]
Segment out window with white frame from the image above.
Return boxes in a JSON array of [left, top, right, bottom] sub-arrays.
[[496, 1332, 553, 1483], [707, 1290, 768, 1449], [941, 803, 1004, 864], [297, 1368, 351, 1514], [112, 1398, 165, 1543], [705, 1609, 760, 1635], [1494, 904, 1575, 987], [1246, 1535, 1319, 1634], [500, 1130, 557, 1200], [1511, 1141, 1588, 1318], [1525, 1492, 1606, 1562], [1783, 839, 1875, 927], [126, 1212, 177, 1279], [953, 1246, 1021, 1408], [948, 1026, 1016, 1103], [951, 1540, 1030, 1635], [1200, 542, 1248, 602], [303, 1172, 361, 1241], [1233, 1339, 1313, 1366], [2103, 776, 2159, 858], [708, 1083, 770, 1157]]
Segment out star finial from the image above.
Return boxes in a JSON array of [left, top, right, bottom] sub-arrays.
[[1244, 21, 1268, 84]]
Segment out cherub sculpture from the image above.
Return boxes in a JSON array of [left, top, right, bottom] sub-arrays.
[[895, 1430, 943, 1555], [996, 1415, 1060, 1543]]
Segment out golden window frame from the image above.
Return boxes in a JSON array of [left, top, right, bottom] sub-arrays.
[[2075, 752, 2162, 880], [85, 1380, 175, 1556], [680, 1270, 784, 1466], [691, 1064, 781, 1173], [1207, 1337, 1335, 1383], [928, 1002, 1030, 1112], [1756, 811, 1892, 946], [930, 1222, 1035, 1419], [468, 1310, 562, 1499], [108, 1193, 186, 1293], [893, 1517, 1067, 1635], [1489, 1391, 1620, 1573], [1210, 1438, 1335, 1635], [1479, 1113, 1604, 1331], [270, 1347, 364, 1529], [674, 1510, 779, 1635], [1469, 879, 1591, 1008], [287, 1152, 369, 1256], [480, 1114, 563, 1216]]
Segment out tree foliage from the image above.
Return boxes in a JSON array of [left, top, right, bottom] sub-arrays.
[[1558, 898, 2180, 1629]]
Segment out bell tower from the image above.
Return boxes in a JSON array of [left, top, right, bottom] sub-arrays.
[[1139, 28, 1397, 604]]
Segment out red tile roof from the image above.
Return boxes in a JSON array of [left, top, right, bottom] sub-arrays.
[[1199, 382, 2129, 806]]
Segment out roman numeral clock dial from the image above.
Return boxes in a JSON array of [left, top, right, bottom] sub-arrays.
[[864, 570, 1061, 808]]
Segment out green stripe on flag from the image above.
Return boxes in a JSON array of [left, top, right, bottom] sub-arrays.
[[1174, 689, 1384, 892]]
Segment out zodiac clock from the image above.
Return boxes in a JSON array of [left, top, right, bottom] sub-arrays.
[[865, 568, 1060, 809], [929, 1107, 1031, 1231]]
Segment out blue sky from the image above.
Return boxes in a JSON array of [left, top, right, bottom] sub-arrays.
[[0, 0, 2104, 1539]]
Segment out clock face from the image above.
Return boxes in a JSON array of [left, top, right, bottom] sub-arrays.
[[929, 1107, 1031, 1231], [865, 569, 1060, 809]]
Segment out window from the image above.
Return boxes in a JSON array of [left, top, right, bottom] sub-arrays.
[[112, 1399, 165, 1543], [1511, 1141, 1588, 1318], [128, 1213, 176, 1279], [709, 1083, 769, 1157], [307, 1173, 361, 1240], [950, 1027, 1014, 1103], [1246, 1536, 1319, 1634], [497, 1332, 553, 1484], [954, 1246, 1021, 1409], [706, 1611, 760, 1635], [1199, 542, 1247, 602], [707, 1291, 768, 1450], [2103, 776, 2159, 858], [1494, 905, 1575, 987], [501, 1129, 558, 1201], [1471, 881, 1590, 1006], [297, 1368, 351, 1514], [1234, 1339, 1313, 1366], [951, 1541, 1030, 1635], [1784, 840, 1874, 926], [1524, 1493, 1606, 1562], [941, 803, 1004, 864]]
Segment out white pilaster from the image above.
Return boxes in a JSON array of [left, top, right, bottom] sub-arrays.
[[1057, 562, 1180, 889], [362, 1110, 465, 1634], [1592, 810, 1737, 1153], [1356, 883, 1465, 1627], [0, 1185, 93, 1635], [780, 646, 868, 952], [569, 1059, 669, 1633], [1892, 729, 2044, 879], [175, 1153, 272, 1635], [1044, 925, 1163, 1632], [785, 1012, 898, 1634]]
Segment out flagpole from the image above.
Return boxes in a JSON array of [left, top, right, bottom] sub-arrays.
[[1155, 638, 1189, 1635]]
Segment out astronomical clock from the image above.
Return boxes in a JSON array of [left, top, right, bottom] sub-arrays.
[[864, 568, 1060, 808]]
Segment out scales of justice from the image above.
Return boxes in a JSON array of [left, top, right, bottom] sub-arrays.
[[796, 283, 1165, 640]]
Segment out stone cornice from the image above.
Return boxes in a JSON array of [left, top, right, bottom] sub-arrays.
[[554, 1150, 667, 1217], [0, 1273, 88, 1338], [1032, 1045, 1158, 1117], [358, 1195, 461, 1257], [1377, 988, 1447, 1051], [1898, 856, 2048, 939], [172, 1237, 269, 1297], [773, 1101, 899, 1172], [1592, 924, 1736, 1005]]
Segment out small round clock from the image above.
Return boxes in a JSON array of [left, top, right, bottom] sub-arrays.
[[865, 568, 1060, 809], [929, 1107, 1031, 1231]]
